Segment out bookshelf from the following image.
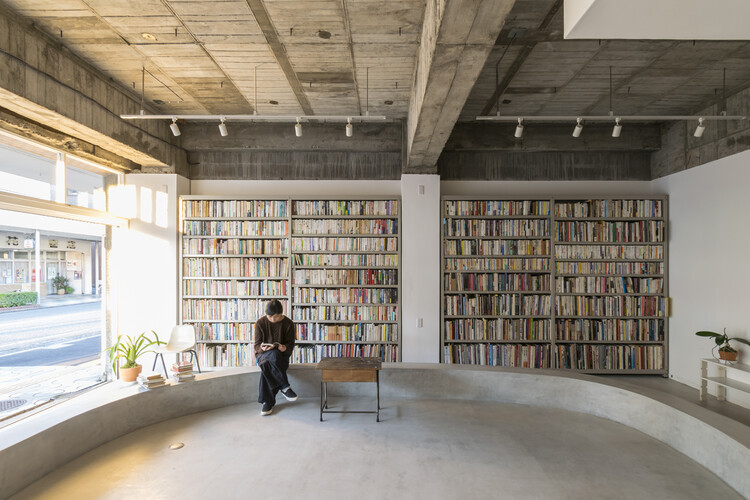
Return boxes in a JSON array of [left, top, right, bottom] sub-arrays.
[[441, 198, 554, 368], [181, 198, 291, 368], [180, 197, 401, 367], [441, 196, 668, 374], [290, 199, 401, 363]]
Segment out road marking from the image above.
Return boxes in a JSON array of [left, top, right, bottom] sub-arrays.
[[0, 335, 100, 358]]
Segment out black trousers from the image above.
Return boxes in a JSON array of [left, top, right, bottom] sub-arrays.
[[256, 349, 290, 405]]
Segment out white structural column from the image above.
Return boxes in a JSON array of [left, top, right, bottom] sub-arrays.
[[400, 174, 441, 362]]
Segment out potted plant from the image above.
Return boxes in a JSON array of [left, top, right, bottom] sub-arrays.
[[106, 330, 166, 382], [52, 275, 69, 295], [64, 285, 75, 294], [695, 329, 750, 362]]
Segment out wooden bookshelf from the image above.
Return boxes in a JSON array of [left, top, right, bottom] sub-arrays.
[[180, 197, 291, 368], [290, 198, 401, 363], [180, 197, 401, 368], [441, 196, 668, 374]]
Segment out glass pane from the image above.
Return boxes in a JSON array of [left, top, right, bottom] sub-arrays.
[[65, 156, 116, 211], [0, 261, 11, 284], [14, 261, 29, 283], [0, 134, 57, 201]]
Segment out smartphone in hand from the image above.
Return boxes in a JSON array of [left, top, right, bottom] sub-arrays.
[[261, 342, 278, 349]]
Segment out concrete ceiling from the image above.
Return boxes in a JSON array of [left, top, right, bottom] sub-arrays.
[[463, 0, 750, 120], [3, 0, 424, 118]]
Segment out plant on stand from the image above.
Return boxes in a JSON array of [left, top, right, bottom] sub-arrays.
[[106, 330, 166, 382], [52, 275, 69, 295], [695, 329, 750, 362]]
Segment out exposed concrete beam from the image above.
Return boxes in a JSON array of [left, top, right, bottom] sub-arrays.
[[439, 150, 652, 180], [245, 0, 314, 115], [0, 4, 187, 173], [0, 108, 139, 171], [188, 150, 401, 180], [447, 122, 661, 152], [406, 0, 515, 173], [651, 86, 750, 178], [180, 122, 401, 152]]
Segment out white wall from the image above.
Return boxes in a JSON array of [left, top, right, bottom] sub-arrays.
[[114, 174, 189, 357], [191, 180, 401, 198], [654, 152, 750, 407], [401, 175, 441, 362]]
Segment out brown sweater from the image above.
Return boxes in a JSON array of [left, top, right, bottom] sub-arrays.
[[253, 315, 296, 358]]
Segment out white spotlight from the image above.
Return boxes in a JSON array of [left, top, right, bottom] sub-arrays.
[[572, 118, 583, 138], [170, 118, 181, 137], [295, 119, 302, 137], [694, 117, 706, 138], [612, 118, 622, 138], [514, 118, 524, 138], [346, 118, 353, 137], [218, 119, 228, 137]]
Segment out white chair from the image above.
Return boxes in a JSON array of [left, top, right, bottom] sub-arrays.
[[152, 325, 202, 376]]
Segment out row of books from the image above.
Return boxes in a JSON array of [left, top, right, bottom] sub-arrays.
[[293, 253, 398, 267], [556, 261, 663, 275], [554, 199, 663, 219], [444, 294, 551, 316], [194, 321, 253, 341], [183, 257, 288, 278], [555, 221, 664, 243], [184, 279, 288, 297], [183, 220, 289, 237], [444, 272, 550, 292], [183, 200, 287, 218], [555, 318, 664, 342], [183, 238, 289, 256], [296, 322, 398, 341], [291, 343, 399, 363], [444, 318, 551, 341], [555, 276, 664, 294], [292, 237, 398, 252], [444, 200, 550, 217], [556, 344, 664, 370], [292, 219, 397, 235], [444, 257, 550, 272], [196, 343, 256, 368], [183, 299, 290, 321], [293, 269, 398, 286], [555, 244, 663, 260], [444, 343, 551, 367], [293, 287, 397, 304], [293, 200, 398, 216], [444, 219, 549, 238], [443, 239, 550, 256], [292, 305, 398, 322], [555, 296, 667, 317]]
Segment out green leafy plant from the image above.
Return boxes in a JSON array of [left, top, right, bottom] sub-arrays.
[[52, 275, 69, 291], [64, 286, 74, 294], [105, 330, 165, 372], [0, 291, 37, 308], [695, 328, 750, 354]]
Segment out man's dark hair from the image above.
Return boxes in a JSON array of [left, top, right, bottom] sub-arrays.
[[265, 299, 283, 316]]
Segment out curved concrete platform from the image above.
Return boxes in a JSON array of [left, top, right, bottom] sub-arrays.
[[0, 364, 748, 498]]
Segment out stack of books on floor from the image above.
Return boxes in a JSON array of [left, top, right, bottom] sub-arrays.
[[171, 361, 195, 382], [137, 371, 167, 389]]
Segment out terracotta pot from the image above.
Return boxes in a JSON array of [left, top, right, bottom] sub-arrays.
[[119, 365, 142, 382], [718, 350, 738, 362], [57, 289, 65, 295]]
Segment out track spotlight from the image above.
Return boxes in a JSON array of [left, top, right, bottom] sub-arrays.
[[694, 117, 706, 137], [295, 119, 302, 137], [572, 117, 583, 138], [218, 118, 228, 137], [169, 118, 181, 137], [514, 118, 524, 138], [346, 117, 353, 137], [612, 118, 622, 138]]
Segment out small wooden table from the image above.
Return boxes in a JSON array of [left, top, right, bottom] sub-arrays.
[[316, 357, 381, 422]]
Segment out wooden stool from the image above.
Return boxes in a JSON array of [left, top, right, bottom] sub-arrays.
[[317, 357, 381, 422]]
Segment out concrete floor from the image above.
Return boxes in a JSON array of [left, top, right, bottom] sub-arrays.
[[9, 397, 742, 500]]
